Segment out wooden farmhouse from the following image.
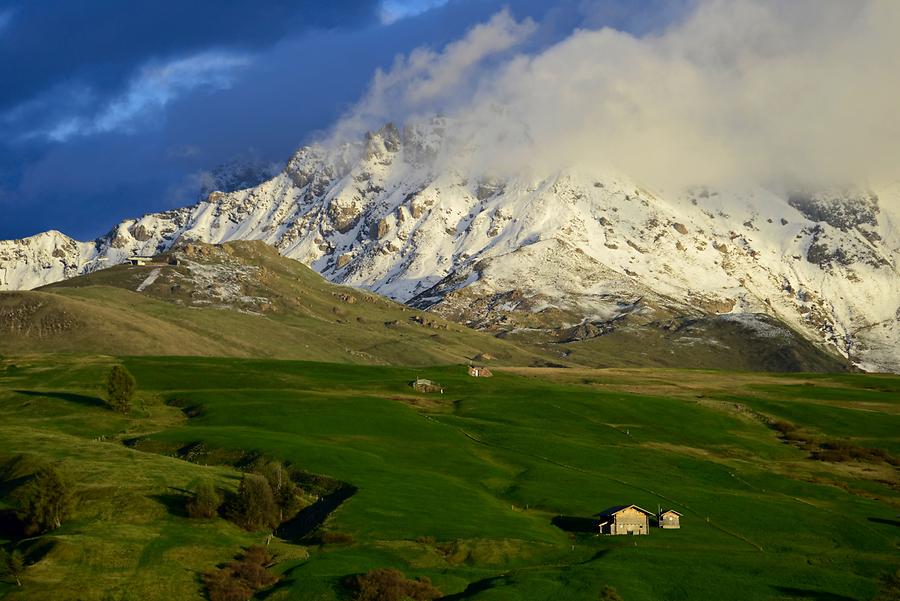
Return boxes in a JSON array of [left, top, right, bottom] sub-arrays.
[[468, 365, 493, 378], [658, 509, 682, 529], [597, 505, 653, 535]]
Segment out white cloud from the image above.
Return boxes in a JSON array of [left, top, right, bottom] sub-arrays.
[[330, 9, 536, 143], [38, 51, 252, 142], [332, 0, 900, 191]]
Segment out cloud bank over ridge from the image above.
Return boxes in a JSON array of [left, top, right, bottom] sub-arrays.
[[331, 0, 900, 193]]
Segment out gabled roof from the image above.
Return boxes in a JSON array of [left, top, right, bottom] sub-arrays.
[[659, 509, 683, 516], [596, 504, 654, 517]]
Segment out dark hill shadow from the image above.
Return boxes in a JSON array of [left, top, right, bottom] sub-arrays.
[[14, 389, 106, 408], [442, 575, 509, 600], [772, 587, 856, 601], [552, 515, 600, 533], [0, 508, 25, 540], [867, 516, 900, 528], [150, 490, 191, 518]]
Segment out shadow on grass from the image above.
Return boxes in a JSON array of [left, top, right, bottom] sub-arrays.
[[868, 517, 900, 528], [0, 509, 24, 540], [20, 536, 57, 564], [772, 587, 856, 601], [14, 390, 107, 409], [581, 549, 610, 563], [442, 575, 509, 600], [276, 484, 357, 544], [255, 578, 293, 600], [150, 489, 192, 518], [552, 515, 599, 533]]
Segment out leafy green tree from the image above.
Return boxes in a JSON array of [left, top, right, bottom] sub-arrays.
[[874, 569, 900, 601], [19, 466, 75, 535], [0, 549, 25, 586], [600, 585, 624, 601], [255, 460, 302, 522], [106, 365, 136, 412], [227, 474, 278, 531], [186, 481, 222, 519]]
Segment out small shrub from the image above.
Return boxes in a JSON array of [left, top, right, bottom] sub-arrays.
[[0, 549, 25, 586], [319, 531, 354, 545], [769, 419, 797, 434], [600, 585, 624, 601], [106, 365, 136, 412], [344, 567, 442, 601], [203, 546, 277, 601], [873, 568, 900, 601], [187, 481, 221, 519]]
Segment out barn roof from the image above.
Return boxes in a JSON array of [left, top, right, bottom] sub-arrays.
[[660, 509, 683, 516], [596, 504, 654, 517]]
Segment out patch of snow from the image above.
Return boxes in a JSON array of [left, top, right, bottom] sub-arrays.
[[136, 268, 161, 292]]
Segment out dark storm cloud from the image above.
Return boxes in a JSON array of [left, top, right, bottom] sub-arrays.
[[0, 0, 692, 240], [0, 0, 377, 114]]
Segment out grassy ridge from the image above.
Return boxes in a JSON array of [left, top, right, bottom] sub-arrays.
[[1, 356, 897, 600], [0, 241, 547, 366], [0, 240, 851, 372]]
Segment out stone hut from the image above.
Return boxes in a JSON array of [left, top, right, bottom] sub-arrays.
[[597, 505, 653, 535], [468, 365, 493, 378], [412, 378, 443, 393]]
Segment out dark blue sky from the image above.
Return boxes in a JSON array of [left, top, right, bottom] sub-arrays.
[[0, 0, 689, 240]]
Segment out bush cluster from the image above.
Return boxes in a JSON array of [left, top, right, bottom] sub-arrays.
[[18, 466, 75, 536], [226, 460, 303, 531], [812, 440, 899, 466], [344, 568, 442, 601], [186, 481, 221, 519], [770, 420, 898, 466], [203, 546, 278, 601]]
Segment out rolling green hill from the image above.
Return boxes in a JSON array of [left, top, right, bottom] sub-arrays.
[[1, 355, 896, 600], [0, 240, 850, 372], [0, 241, 546, 366]]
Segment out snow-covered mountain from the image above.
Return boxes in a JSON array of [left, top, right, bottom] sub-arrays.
[[1, 120, 898, 371], [196, 158, 283, 201]]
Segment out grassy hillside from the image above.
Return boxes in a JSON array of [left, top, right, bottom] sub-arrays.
[[1, 355, 897, 600], [0, 242, 546, 366]]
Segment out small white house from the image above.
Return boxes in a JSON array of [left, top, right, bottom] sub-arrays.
[[127, 256, 153, 266]]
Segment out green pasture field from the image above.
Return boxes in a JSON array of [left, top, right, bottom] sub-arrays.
[[1, 356, 897, 600]]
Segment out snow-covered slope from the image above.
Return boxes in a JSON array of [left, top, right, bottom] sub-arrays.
[[1, 121, 898, 371]]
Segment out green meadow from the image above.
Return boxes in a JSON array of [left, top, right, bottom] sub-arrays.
[[1, 356, 897, 600]]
